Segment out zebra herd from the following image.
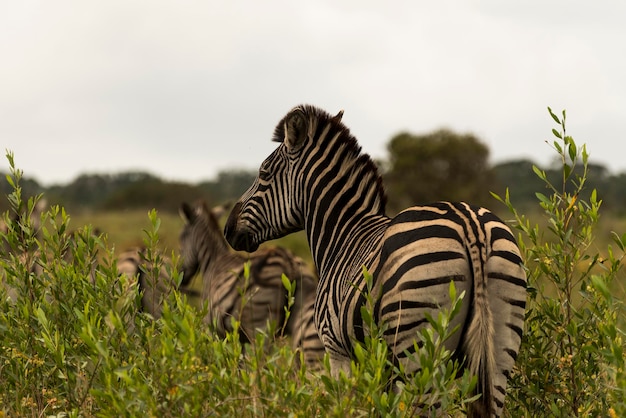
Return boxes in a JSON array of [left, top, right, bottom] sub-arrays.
[[178, 200, 324, 366], [113, 201, 324, 367], [2, 104, 527, 417]]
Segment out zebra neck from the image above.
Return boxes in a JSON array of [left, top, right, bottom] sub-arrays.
[[196, 231, 233, 274], [310, 216, 388, 282], [304, 169, 389, 280]]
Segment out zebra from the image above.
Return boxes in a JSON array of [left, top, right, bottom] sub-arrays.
[[224, 104, 527, 417], [116, 246, 199, 319], [179, 200, 324, 367]]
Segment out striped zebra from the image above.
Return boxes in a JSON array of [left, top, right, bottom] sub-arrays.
[[224, 105, 527, 417], [179, 200, 324, 367], [116, 246, 198, 319]]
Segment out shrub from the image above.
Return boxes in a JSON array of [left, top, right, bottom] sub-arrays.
[[494, 108, 626, 417], [0, 152, 473, 416]]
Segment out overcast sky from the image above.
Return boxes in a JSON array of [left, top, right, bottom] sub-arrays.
[[1, 1, 625, 186]]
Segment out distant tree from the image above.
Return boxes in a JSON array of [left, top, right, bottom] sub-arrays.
[[605, 172, 626, 215], [45, 171, 164, 211], [384, 129, 494, 215], [492, 160, 545, 210], [197, 169, 257, 203], [47, 174, 114, 210], [101, 179, 207, 213], [493, 158, 613, 212]]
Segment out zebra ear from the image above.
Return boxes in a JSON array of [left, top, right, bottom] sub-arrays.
[[179, 202, 195, 223], [284, 108, 307, 153], [332, 110, 344, 123]]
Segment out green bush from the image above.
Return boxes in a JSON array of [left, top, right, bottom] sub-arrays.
[[1, 152, 476, 417], [494, 108, 626, 417]]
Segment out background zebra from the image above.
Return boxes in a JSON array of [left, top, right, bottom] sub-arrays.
[[224, 105, 527, 417], [116, 246, 198, 319], [179, 200, 324, 367]]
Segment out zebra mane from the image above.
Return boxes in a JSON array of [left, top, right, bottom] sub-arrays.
[[272, 104, 388, 212]]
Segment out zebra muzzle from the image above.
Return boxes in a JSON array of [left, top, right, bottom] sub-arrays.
[[224, 204, 259, 253]]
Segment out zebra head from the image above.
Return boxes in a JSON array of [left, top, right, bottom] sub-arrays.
[[225, 105, 344, 252], [179, 200, 232, 286]]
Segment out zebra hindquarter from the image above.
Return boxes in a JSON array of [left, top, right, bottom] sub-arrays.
[[378, 256, 473, 375]]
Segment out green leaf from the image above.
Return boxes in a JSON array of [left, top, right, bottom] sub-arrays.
[[535, 192, 551, 206], [353, 342, 365, 363], [563, 163, 572, 179], [281, 273, 292, 293], [548, 106, 561, 124], [532, 165, 547, 181], [567, 137, 577, 162], [591, 275, 611, 300], [448, 280, 457, 302], [552, 128, 562, 139], [243, 261, 250, 280], [610, 231, 626, 251]]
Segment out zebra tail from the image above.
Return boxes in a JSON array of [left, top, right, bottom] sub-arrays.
[[464, 269, 496, 418]]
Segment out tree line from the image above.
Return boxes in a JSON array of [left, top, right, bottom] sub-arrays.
[[2, 129, 625, 215]]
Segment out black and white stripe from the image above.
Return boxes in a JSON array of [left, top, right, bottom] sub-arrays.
[[179, 200, 324, 367], [224, 105, 526, 417]]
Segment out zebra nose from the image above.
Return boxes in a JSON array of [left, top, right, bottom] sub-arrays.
[[228, 230, 257, 253], [224, 226, 258, 253]]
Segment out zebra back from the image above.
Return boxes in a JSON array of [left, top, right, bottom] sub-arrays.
[[179, 200, 324, 366]]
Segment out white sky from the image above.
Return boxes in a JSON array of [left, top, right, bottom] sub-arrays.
[[1, 1, 625, 186]]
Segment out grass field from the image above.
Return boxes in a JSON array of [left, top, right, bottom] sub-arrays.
[[68, 205, 626, 273], [69, 208, 313, 263], [63, 204, 626, 315]]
